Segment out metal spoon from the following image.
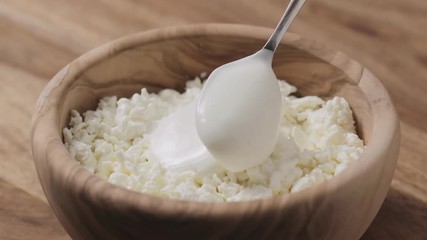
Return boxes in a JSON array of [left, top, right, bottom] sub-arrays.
[[196, 0, 306, 172]]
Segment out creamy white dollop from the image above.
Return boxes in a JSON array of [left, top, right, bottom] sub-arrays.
[[63, 77, 364, 202], [149, 99, 221, 174]]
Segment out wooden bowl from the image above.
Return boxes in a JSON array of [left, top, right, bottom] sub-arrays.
[[31, 24, 400, 240]]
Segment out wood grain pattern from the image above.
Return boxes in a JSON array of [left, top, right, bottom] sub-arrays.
[[0, 178, 68, 240], [1, 0, 426, 239], [31, 25, 399, 240]]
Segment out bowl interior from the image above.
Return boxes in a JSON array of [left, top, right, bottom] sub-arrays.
[[60, 34, 372, 144]]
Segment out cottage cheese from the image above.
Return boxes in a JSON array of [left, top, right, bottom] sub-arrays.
[[63, 77, 364, 202]]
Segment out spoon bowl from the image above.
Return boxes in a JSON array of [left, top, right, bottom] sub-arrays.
[[196, 49, 281, 172]]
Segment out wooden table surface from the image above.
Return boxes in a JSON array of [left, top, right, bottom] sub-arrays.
[[0, 0, 426, 239]]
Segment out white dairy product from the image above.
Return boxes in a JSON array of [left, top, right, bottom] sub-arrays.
[[63, 77, 364, 202], [149, 99, 221, 174], [196, 50, 282, 172]]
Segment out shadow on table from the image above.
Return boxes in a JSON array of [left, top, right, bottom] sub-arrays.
[[361, 187, 427, 240]]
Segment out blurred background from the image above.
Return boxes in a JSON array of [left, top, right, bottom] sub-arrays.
[[0, 0, 426, 239]]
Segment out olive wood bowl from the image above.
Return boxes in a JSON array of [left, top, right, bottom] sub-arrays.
[[31, 24, 400, 240]]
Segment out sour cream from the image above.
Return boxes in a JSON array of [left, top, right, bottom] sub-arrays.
[[196, 49, 282, 172]]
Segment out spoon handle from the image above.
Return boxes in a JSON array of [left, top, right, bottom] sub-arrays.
[[263, 0, 306, 52]]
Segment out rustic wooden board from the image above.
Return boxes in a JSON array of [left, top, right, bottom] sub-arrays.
[[0, 0, 426, 239]]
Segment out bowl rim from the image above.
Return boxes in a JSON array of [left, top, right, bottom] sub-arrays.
[[31, 23, 400, 219]]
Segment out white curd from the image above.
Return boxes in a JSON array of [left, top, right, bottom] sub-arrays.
[[63, 77, 364, 202]]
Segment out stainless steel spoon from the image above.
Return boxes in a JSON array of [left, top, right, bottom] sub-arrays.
[[196, 0, 306, 172]]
